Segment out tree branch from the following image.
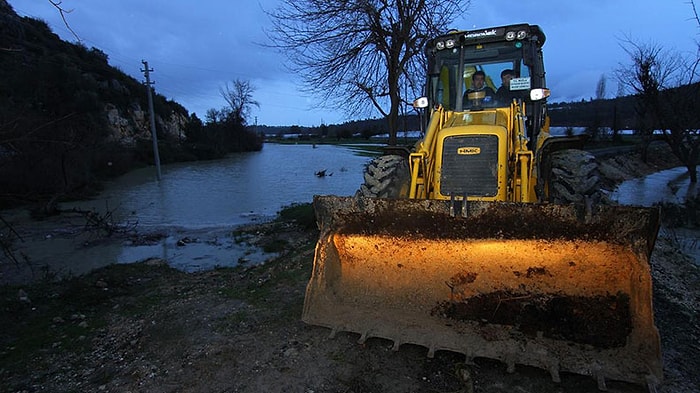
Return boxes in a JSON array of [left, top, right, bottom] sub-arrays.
[[48, 0, 81, 42], [263, 0, 469, 139]]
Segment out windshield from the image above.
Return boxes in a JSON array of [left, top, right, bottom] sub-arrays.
[[429, 44, 533, 110]]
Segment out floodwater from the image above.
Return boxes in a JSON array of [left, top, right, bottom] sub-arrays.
[[64, 143, 371, 228], [611, 166, 698, 206], [1, 143, 372, 283], [1, 144, 697, 284], [611, 165, 699, 266]]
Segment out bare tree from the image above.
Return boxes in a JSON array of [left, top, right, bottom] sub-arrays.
[[614, 39, 699, 182], [265, 0, 470, 145], [219, 79, 260, 125], [595, 74, 607, 100], [588, 73, 609, 141]]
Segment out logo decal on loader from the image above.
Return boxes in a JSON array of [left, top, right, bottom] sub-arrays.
[[457, 147, 481, 155]]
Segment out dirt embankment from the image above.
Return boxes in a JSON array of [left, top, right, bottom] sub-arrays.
[[595, 143, 687, 189], [1, 145, 699, 393]]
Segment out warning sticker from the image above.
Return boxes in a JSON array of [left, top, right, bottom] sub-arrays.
[[510, 77, 531, 91]]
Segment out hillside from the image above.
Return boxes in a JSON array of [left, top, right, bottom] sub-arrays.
[[0, 0, 190, 143], [0, 1, 193, 206], [0, 1, 264, 209]]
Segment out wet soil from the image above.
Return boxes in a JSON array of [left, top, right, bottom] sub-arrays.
[[1, 144, 699, 393], [433, 291, 632, 348]]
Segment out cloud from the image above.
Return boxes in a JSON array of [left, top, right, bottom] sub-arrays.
[[10, 0, 699, 126]]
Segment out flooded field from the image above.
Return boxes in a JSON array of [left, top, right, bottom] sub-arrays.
[[1, 144, 697, 284], [0, 143, 372, 283]]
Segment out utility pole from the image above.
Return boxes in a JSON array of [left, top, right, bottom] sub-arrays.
[[141, 60, 162, 180]]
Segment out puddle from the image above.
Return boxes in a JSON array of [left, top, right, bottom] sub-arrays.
[[118, 228, 278, 273], [0, 210, 278, 285]]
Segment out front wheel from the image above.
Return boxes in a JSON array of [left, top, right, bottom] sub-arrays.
[[548, 149, 607, 205], [356, 155, 410, 198]]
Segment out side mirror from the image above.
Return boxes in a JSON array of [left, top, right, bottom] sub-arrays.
[[412, 97, 429, 108], [530, 88, 551, 101]]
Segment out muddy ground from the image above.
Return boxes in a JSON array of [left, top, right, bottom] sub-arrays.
[[1, 145, 699, 393]]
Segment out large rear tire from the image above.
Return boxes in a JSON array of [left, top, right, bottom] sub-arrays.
[[549, 149, 606, 205], [356, 155, 410, 198]]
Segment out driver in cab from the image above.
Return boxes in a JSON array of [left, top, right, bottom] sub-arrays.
[[463, 70, 495, 108]]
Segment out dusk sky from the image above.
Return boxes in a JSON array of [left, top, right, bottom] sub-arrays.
[[10, 0, 700, 127]]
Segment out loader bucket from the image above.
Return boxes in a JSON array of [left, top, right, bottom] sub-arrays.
[[303, 195, 662, 387]]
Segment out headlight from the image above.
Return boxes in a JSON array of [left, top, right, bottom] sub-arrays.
[[413, 97, 429, 109], [505, 31, 516, 41], [436, 41, 445, 50], [516, 30, 528, 40], [530, 88, 551, 101], [445, 39, 455, 49]]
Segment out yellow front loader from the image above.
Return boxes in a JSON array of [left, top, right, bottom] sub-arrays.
[[303, 24, 662, 389]]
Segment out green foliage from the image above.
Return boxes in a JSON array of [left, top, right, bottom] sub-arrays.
[[182, 112, 263, 159], [337, 128, 354, 139], [0, 10, 152, 205]]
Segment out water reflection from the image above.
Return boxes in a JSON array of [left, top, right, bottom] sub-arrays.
[[612, 165, 700, 266], [63, 143, 369, 228], [611, 166, 699, 206], [1, 143, 371, 283]]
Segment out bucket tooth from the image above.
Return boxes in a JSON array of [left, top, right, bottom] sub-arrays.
[[391, 338, 401, 351], [328, 328, 338, 339], [357, 330, 369, 345], [464, 349, 476, 366], [596, 371, 608, 391], [464, 355, 476, 366], [645, 375, 660, 393], [427, 344, 436, 358], [506, 359, 516, 374], [549, 362, 561, 383]]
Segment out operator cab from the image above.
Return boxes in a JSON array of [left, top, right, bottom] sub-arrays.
[[420, 24, 549, 139]]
